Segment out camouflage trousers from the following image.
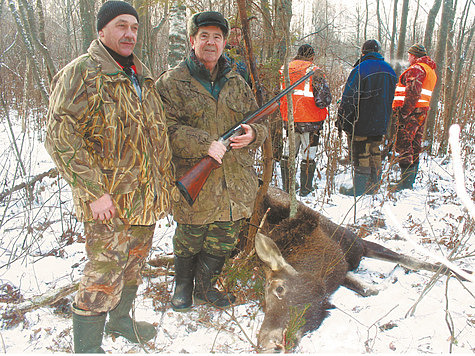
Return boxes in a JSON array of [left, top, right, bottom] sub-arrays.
[[350, 135, 383, 173], [74, 222, 155, 315], [394, 109, 427, 166], [173, 219, 245, 258]]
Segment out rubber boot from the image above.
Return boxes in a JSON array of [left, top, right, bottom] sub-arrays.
[[339, 167, 371, 197], [390, 163, 418, 191], [72, 306, 106, 353], [194, 252, 236, 308], [105, 285, 157, 343], [171, 255, 196, 312], [280, 157, 290, 193], [366, 167, 382, 194], [299, 160, 316, 197]]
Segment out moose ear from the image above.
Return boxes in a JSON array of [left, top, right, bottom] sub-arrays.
[[255, 232, 297, 274]]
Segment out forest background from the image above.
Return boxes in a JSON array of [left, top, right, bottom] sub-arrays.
[[0, 0, 474, 353]]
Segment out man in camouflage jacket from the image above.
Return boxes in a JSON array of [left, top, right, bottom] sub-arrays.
[[45, 1, 174, 352], [156, 11, 267, 312]]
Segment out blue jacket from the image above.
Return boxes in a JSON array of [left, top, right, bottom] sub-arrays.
[[337, 52, 397, 137]]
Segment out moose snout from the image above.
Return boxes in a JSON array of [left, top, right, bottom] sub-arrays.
[[258, 328, 286, 353]]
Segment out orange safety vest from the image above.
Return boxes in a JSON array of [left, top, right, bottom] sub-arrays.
[[279, 60, 328, 123], [392, 62, 437, 109]]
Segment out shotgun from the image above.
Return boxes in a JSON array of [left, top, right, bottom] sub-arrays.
[[176, 69, 316, 206]]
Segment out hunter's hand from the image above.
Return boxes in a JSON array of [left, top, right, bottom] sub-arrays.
[[89, 193, 117, 221], [230, 124, 255, 149], [208, 140, 227, 164]]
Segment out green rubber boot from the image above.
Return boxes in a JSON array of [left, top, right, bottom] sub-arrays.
[[72, 306, 106, 353], [299, 160, 316, 197], [390, 163, 418, 191], [105, 285, 157, 343], [339, 167, 371, 197]]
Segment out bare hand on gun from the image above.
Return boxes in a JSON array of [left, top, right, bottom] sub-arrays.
[[208, 140, 227, 164], [230, 124, 255, 149]]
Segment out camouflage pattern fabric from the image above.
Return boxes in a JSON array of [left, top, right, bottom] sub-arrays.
[[173, 219, 245, 258], [156, 58, 267, 225], [351, 135, 382, 172], [74, 222, 155, 315], [394, 109, 427, 166], [45, 39, 175, 225]]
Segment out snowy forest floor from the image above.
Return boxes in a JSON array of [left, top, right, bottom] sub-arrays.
[[0, 114, 474, 353]]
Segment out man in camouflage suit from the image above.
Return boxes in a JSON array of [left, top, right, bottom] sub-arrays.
[[45, 1, 174, 352], [391, 44, 437, 191], [156, 11, 267, 312]]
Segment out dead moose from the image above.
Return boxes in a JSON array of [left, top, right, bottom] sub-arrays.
[[254, 186, 464, 352]]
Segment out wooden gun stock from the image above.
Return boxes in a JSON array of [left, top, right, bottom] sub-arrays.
[[176, 69, 315, 206]]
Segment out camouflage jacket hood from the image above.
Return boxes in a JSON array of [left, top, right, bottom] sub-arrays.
[[156, 56, 268, 225], [45, 39, 175, 225]]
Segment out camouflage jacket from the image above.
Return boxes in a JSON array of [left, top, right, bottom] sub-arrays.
[[156, 53, 267, 225], [45, 39, 174, 225]]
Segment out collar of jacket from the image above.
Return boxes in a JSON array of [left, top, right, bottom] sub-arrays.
[[185, 49, 232, 100], [87, 39, 153, 84], [353, 51, 384, 67]]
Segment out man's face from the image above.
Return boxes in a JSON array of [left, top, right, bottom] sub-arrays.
[[99, 14, 138, 57], [190, 26, 226, 71], [408, 53, 417, 65]]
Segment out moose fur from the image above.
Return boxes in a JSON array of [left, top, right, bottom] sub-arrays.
[[255, 186, 455, 352]]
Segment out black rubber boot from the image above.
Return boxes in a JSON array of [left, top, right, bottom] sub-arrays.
[[171, 255, 196, 312], [339, 167, 371, 197], [299, 160, 316, 196], [280, 157, 290, 193], [105, 285, 157, 343], [72, 306, 106, 353], [194, 252, 236, 308]]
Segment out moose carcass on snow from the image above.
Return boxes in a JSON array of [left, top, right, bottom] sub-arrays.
[[255, 186, 460, 352]]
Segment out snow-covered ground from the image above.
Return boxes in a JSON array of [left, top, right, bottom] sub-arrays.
[[0, 114, 473, 353]]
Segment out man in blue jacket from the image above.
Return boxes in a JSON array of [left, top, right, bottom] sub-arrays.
[[337, 40, 397, 196]]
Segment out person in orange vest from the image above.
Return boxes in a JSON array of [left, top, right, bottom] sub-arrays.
[[391, 44, 437, 191], [279, 44, 331, 196]]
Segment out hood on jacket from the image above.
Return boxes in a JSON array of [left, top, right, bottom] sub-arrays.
[[415, 55, 437, 70], [353, 51, 385, 67]]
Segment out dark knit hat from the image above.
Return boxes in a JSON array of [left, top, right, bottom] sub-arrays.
[[297, 44, 315, 59], [188, 11, 229, 38], [408, 43, 427, 57], [96, 1, 139, 32], [361, 39, 381, 54]]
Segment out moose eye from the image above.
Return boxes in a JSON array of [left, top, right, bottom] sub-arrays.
[[276, 286, 284, 294]]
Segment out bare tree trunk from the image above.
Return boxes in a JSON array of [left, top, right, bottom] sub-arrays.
[[18, 0, 56, 81], [8, 0, 49, 104], [412, 0, 420, 43], [437, 0, 457, 155], [276, 0, 297, 217], [390, 0, 398, 61], [376, 0, 382, 43], [423, 0, 443, 53], [237, 0, 263, 105], [79, 0, 95, 53], [438, 7, 473, 155], [260, 0, 274, 61], [167, 4, 186, 69], [364, 0, 369, 40], [425, 0, 454, 155], [396, 0, 409, 60]]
